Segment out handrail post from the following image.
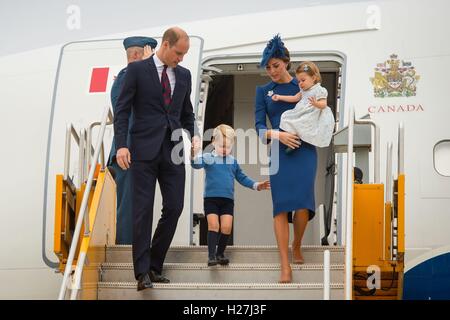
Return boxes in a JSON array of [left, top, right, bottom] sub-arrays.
[[64, 124, 81, 182], [83, 126, 90, 238], [353, 118, 380, 183], [394, 122, 405, 261], [345, 106, 354, 300], [100, 142, 105, 169], [386, 142, 393, 203], [323, 249, 331, 300], [85, 128, 91, 183], [58, 105, 110, 300], [87, 111, 114, 171], [78, 129, 86, 188], [398, 122, 404, 175], [374, 125, 380, 183], [70, 251, 87, 300], [64, 124, 72, 181], [385, 142, 393, 261]]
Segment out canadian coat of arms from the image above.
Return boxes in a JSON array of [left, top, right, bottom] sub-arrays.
[[370, 54, 420, 98]]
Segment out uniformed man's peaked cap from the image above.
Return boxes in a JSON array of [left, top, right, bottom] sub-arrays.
[[123, 36, 158, 50]]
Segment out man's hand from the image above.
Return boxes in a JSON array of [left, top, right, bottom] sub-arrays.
[[256, 180, 271, 191], [142, 45, 153, 60], [191, 136, 201, 158], [116, 147, 131, 170]]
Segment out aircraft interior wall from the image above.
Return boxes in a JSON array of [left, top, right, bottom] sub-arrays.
[[200, 62, 340, 245]]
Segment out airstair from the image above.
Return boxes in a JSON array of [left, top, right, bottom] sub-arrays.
[[53, 105, 404, 300], [97, 245, 344, 300]]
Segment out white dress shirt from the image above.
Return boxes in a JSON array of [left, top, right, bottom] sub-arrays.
[[153, 53, 176, 97]]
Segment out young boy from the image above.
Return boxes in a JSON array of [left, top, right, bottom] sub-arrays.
[[191, 124, 270, 266]]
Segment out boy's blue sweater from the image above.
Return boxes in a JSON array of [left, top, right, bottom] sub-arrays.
[[191, 152, 256, 200]]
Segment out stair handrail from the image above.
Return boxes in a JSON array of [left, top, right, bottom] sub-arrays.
[[85, 109, 114, 181], [58, 105, 111, 300], [385, 142, 393, 261], [78, 129, 86, 189], [323, 249, 331, 300], [353, 117, 380, 183], [344, 106, 355, 300], [393, 122, 405, 261], [64, 123, 93, 189], [386, 142, 393, 203], [64, 124, 81, 183]]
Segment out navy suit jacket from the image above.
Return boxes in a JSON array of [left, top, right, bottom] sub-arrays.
[[108, 67, 131, 165], [114, 56, 196, 161]]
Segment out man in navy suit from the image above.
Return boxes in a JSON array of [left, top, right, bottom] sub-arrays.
[[114, 27, 200, 291]]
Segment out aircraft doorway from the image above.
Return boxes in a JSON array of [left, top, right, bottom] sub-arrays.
[[196, 57, 341, 246]]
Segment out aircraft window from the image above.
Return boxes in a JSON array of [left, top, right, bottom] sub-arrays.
[[434, 140, 450, 177]]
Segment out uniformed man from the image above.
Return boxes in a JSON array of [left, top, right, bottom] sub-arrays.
[[109, 36, 158, 244]]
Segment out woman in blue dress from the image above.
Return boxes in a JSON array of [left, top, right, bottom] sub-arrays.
[[254, 35, 317, 283]]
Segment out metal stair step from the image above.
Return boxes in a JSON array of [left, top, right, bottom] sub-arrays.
[[106, 245, 344, 264], [98, 282, 345, 300], [100, 262, 345, 284]]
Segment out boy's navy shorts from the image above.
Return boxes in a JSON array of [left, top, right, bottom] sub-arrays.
[[204, 197, 234, 216]]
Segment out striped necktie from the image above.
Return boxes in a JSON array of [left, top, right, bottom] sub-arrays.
[[161, 65, 172, 107]]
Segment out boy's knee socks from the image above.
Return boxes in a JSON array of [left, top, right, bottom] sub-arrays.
[[216, 233, 230, 256], [207, 231, 219, 258]]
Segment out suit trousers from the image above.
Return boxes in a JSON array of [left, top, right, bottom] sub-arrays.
[[130, 130, 185, 279], [111, 160, 133, 245]]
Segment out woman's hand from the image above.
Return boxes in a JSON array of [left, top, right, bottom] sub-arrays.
[[272, 130, 301, 149]]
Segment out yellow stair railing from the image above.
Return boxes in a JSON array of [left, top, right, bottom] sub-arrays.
[[54, 106, 116, 299]]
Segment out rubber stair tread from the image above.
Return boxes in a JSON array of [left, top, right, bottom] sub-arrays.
[[106, 245, 344, 251], [98, 282, 345, 289], [101, 262, 345, 270]]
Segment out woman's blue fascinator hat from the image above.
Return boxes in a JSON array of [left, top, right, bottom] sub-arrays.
[[260, 34, 287, 67]]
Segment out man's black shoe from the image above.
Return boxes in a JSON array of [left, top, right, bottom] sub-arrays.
[[216, 254, 229, 265], [149, 270, 170, 283], [137, 273, 153, 291]]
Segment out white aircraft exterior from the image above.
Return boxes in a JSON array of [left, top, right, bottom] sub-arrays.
[[0, 0, 449, 299]]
